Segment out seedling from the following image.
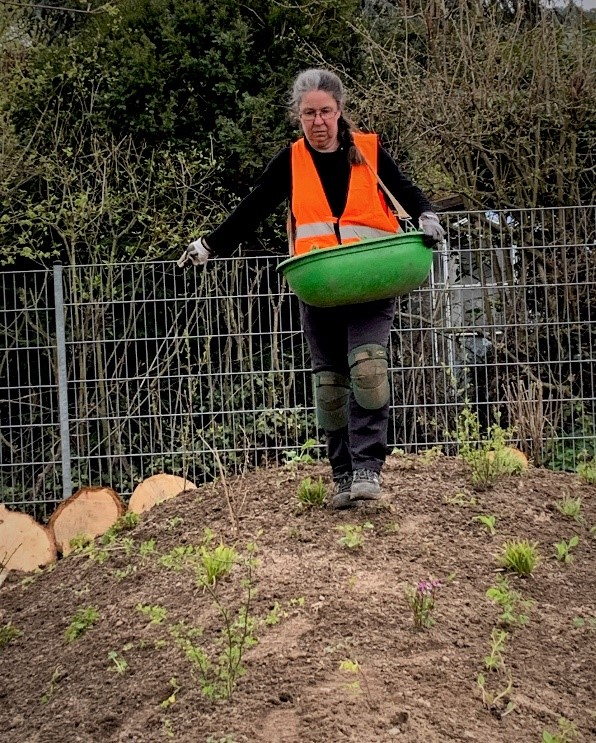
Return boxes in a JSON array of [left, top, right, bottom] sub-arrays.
[[139, 539, 157, 559], [444, 492, 477, 507], [473, 514, 497, 535], [572, 615, 596, 630], [173, 544, 258, 700], [338, 658, 375, 710], [283, 439, 318, 467], [69, 533, 94, 552], [160, 677, 181, 709], [452, 406, 522, 489], [64, 606, 100, 642], [114, 564, 136, 580], [477, 671, 514, 715], [136, 603, 168, 624], [160, 545, 198, 571], [554, 495, 583, 523], [336, 522, 373, 549], [264, 601, 287, 626], [100, 512, 139, 545], [405, 578, 442, 629], [486, 575, 533, 626], [498, 539, 540, 576], [41, 666, 64, 704], [0, 622, 21, 648], [553, 536, 579, 564], [484, 628, 508, 671], [542, 716, 580, 742], [107, 650, 128, 674], [576, 458, 596, 485], [198, 530, 238, 585], [166, 516, 184, 529], [296, 476, 326, 509]]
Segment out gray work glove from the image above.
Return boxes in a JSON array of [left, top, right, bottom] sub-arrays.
[[177, 237, 211, 268], [418, 212, 445, 248]]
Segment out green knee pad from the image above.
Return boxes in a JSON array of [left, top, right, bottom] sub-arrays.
[[348, 343, 390, 410], [314, 371, 350, 431]]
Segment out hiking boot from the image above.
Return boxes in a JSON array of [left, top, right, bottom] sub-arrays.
[[329, 472, 355, 510], [350, 468, 382, 500]]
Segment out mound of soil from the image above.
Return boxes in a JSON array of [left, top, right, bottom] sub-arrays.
[[1, 454, 595, 743]]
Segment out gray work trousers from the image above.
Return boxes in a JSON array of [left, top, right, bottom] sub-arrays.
[[299, 297, 396, 476]]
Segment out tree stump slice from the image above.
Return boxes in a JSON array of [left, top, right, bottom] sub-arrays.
[[128, 474, 196, 515], [48, 486, 126, 556], [0, 505, 57, 575]]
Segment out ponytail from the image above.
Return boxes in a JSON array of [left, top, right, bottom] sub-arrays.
[[338, 115, 364, 166]]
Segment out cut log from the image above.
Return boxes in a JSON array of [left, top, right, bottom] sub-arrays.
[[48, 486, 126, 556], [128, 474, 196, 515], [0, 505, 57, 576]]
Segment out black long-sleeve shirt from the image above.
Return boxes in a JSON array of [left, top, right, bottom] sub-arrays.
[[205, 138, 433, 256]]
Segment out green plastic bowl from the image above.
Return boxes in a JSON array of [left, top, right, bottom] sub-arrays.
[[277, 231, 433, 307]]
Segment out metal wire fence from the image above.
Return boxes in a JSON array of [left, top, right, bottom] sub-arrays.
[[2, 206, 595, 518]]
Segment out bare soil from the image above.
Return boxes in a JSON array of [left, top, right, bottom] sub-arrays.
[[1, 454, 595, 743]]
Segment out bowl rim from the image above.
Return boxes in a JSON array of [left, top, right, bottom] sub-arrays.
[[277, 230, 427, 273]]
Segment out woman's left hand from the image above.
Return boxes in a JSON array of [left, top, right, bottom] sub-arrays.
[[418, 212, 445, 247]]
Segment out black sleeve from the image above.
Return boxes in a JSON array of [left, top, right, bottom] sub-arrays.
[[204, 147, 291, 257], [377, 146, 434, 224]]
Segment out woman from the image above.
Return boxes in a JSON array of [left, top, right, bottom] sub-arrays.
[[179, 68, 444, 509]]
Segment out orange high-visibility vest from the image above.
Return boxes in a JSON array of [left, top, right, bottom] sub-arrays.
[[289, 132, 399, 256]]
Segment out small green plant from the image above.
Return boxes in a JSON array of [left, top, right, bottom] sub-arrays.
[[473, 514, 497, 535], [336, 522, 373, 549], [107, 650, 128, 674], [542, 716, 580, 742], [198, 529, 238, 585], [101, 511, 139, 541], [421, 446, 443, 463], [339, 657, 361, 693], [0, 622, 21, 648], [264, 601, 287, 626], [41, 666, 64, 704], [160, 677, 181, 709], [283, 438, 318, 467], [554, 494, 584, 522], [453, 406, 522, 489], [114, 564, 136, 581], [136, 603, 168, 624], [444, 491, 478, 507], [405, 578, 442, 629], [498, 539, 540, 576], [173, 543, 259, 701], [296, 476, 327, 509], [69, 533, 94, 552], [64, 606, 100, 642], [139, 539, 157, 559], [162, 717, 175, 739], [338, 658, 375, 710], [166, 516, 184, 529], [553, 535, 579, 563], [476, 671, 514, 716], [576, 457, 596, 485], [486, 575, 533, 626], [484, 628, 508, 671], [572, 615, 596, 630], [160, 544, 198, 571]]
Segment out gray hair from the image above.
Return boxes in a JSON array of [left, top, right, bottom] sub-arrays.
[[289, 68, 345, 115], [289, 68, 363, 165]]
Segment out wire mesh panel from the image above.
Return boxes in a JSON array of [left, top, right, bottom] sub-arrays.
[[0, 271, 61, 520], [1, 206, 595, 517]]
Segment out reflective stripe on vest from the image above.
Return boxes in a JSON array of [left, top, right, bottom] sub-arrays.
[[290, 132, 399, 256]]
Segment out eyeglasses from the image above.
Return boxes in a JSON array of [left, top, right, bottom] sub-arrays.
[[299, 107, 339, 121]]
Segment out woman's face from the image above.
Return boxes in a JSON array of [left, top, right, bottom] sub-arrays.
[[298, 90, 341, 152]]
